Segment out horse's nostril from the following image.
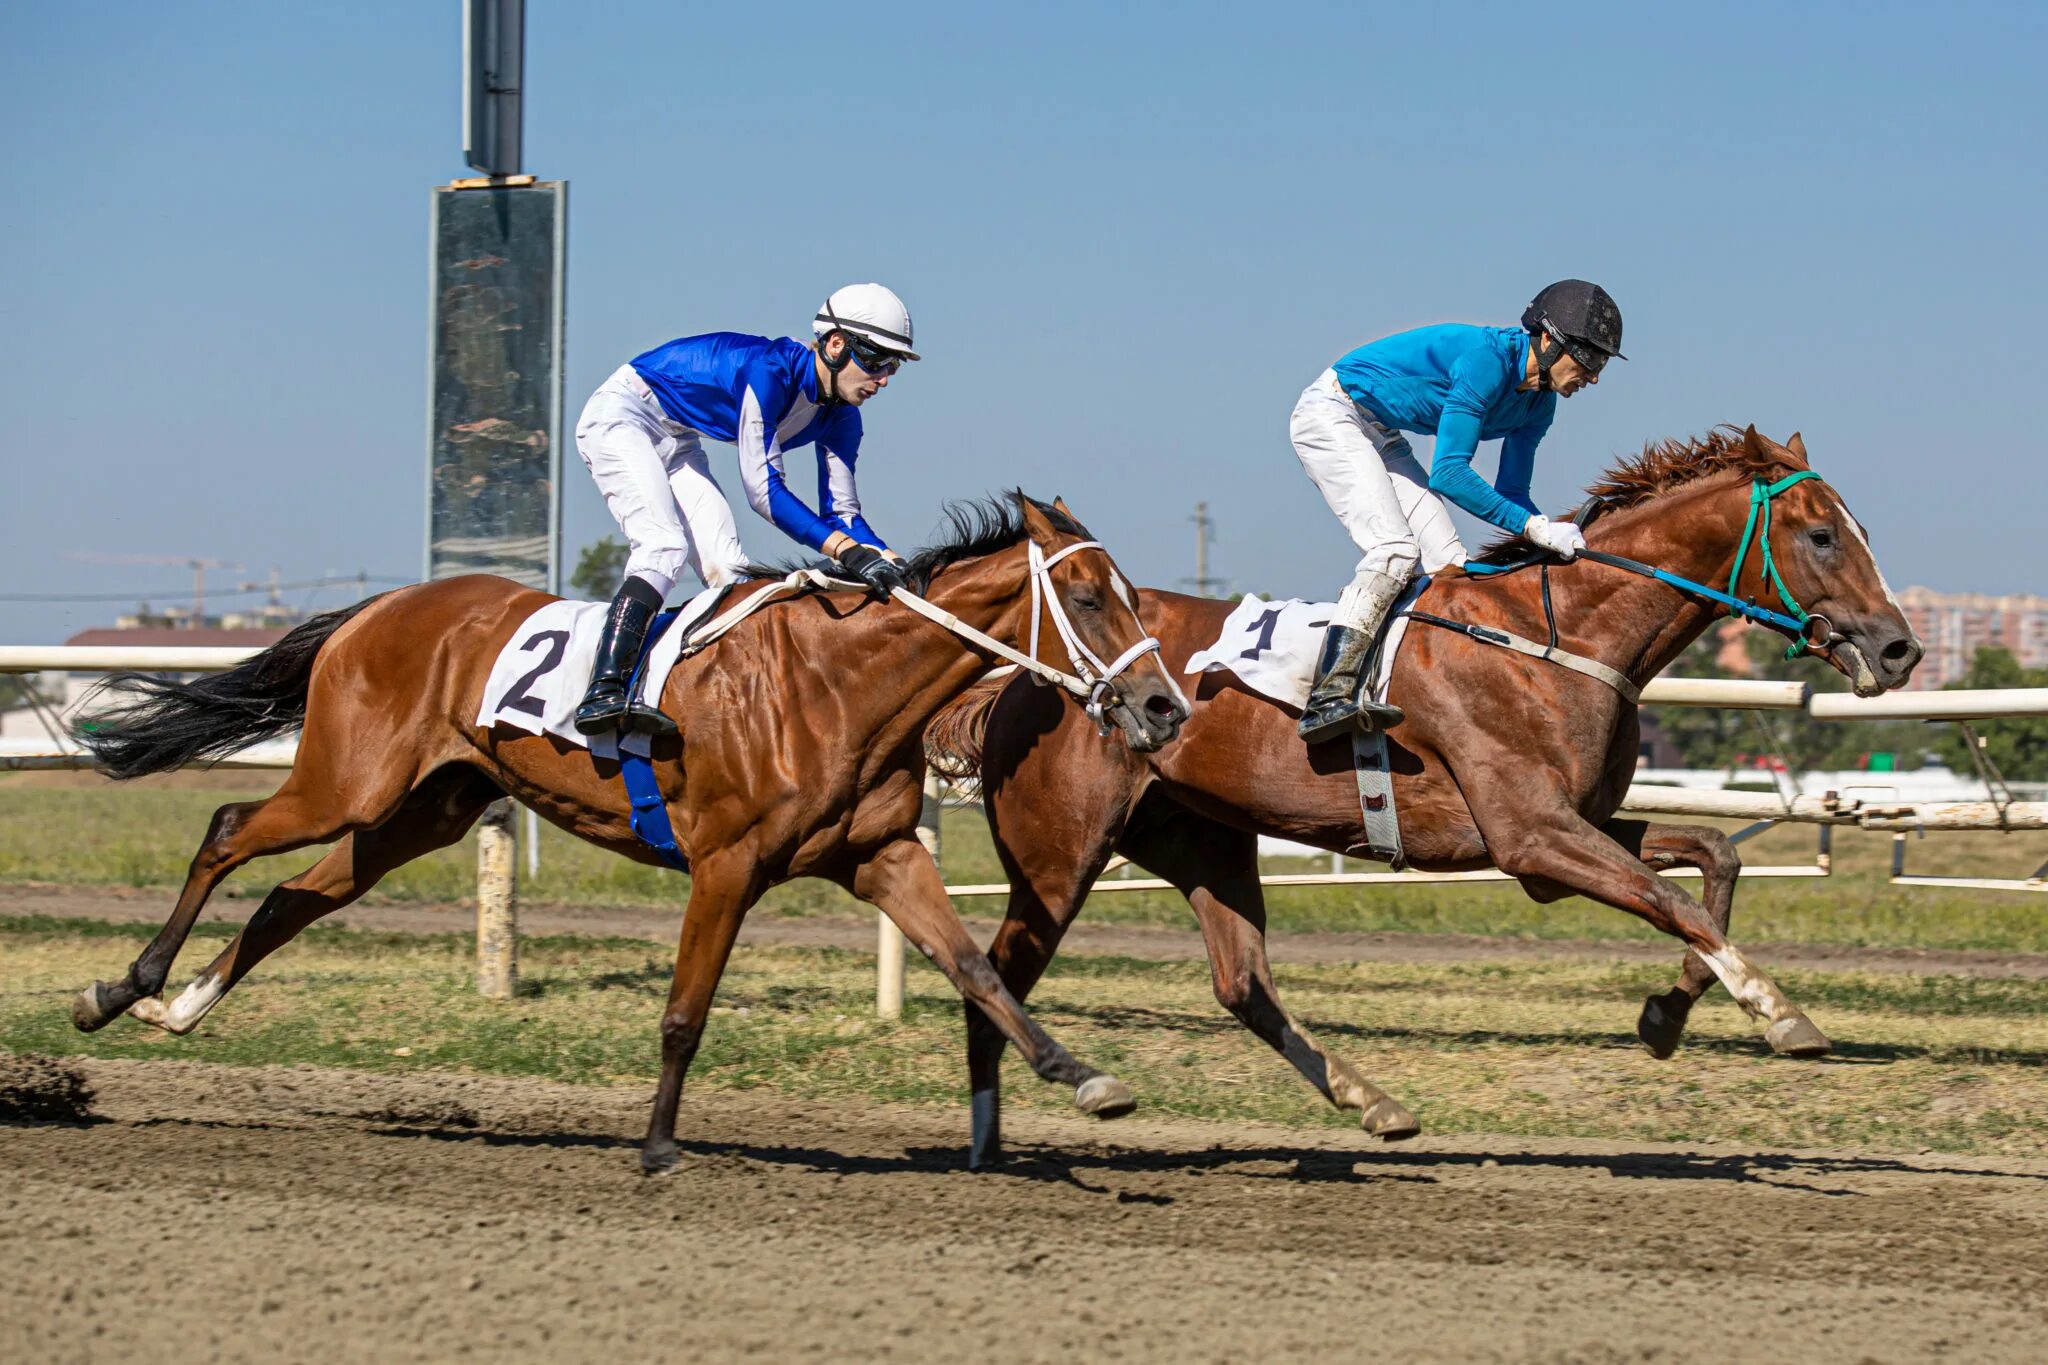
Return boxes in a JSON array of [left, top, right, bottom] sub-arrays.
[[1882, 638, 1915, 664], [1144, 694, 1180, 723]]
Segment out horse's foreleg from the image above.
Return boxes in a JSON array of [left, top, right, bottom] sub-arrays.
[[1602, 819, 1743, 1059], [1119, 810, 1419, 1138], [643, 852, 761, 1176], [127, 770, 503, 1036], [854, 837, 1131, 1121], [967, 809, 1127, 1168], [1490, 805, 1828, 1057]]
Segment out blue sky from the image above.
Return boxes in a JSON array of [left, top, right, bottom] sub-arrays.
[[3, 1, 2042, 642]]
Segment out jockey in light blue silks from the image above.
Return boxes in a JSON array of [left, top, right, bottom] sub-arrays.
[[1290, 280, 1626, 744], [571, 284, 919, 737]]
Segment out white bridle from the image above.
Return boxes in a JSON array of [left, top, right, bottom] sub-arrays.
[[890, 539, 1165, 732]]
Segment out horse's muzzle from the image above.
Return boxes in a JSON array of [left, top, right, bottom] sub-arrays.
[[1833, 624, 1924, 696], [1111, 685, 1189, 752]]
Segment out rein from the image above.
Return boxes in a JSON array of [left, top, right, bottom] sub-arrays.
[[1463, 471, 1833, 660], [891, 538, 1162, 733], [611, 535, 1161, 871]]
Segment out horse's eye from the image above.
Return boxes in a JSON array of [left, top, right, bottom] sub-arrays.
[[1071, 591, 1103, 613], [1808, 528, 1834, 550]]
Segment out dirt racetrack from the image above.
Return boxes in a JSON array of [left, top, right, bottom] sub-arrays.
[[6, 1058, 2048, 1363]]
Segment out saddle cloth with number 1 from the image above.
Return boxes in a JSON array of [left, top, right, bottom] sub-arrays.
[[1182, 583, 1424, 709]]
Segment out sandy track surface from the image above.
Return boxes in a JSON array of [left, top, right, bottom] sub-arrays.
[[6, 1057, 2048, 1363], [10, 880, 2048, 980]]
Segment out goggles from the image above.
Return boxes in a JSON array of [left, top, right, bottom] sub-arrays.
[[844, 333, 907, 377], [1544, 321, 1612, 377]]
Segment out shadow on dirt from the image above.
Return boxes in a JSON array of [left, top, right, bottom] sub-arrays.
[[317, 1114, 2048, 1199]]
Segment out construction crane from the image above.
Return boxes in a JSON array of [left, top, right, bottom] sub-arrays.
[[68, 554, 243, 624]]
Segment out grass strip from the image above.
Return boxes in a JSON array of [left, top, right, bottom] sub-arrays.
[[6, 922, 2046, 1157]]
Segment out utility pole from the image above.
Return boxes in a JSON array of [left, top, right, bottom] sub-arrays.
[[1186, 502, 1225, 597]]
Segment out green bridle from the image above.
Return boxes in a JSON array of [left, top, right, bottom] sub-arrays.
[[1728, 470, 1826, 658]]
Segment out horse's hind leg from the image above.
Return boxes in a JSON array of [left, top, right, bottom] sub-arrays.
[[643, 850, 764, 1175], [74, 694, 439, 1031], [128, 767, 504, 1035], [1119, 806, 1419, 1139], [1602, 819, 1742, 1059], [73, 783, 366, 1031]]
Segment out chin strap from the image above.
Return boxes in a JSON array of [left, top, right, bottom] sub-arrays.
[[817, 335, 850, 406], [1530, 323, 1570, 393]]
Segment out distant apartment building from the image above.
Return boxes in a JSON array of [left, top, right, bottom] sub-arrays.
[[1896, 587, 2048, 689]]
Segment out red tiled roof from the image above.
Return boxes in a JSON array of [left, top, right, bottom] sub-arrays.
[[63, 627, 292, 648]]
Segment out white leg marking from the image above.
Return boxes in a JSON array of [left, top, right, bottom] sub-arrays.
[[1697, 944, 1793, 1023], [133, 974, 227, 1035]]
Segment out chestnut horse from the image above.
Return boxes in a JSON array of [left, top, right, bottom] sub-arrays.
[[73, 494, 1188, 1173], [929, 429, 1921, 1167]]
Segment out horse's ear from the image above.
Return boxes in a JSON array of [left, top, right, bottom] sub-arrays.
[[1018, 493, 1057, 539], [1052, 496, 1073, 516], [1742, 424, 1770, 456], [1785, 431, 1810, 465]]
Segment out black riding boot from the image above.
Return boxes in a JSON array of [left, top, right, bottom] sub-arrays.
[[1297, 624, 1405, 743], [574, 579, 678, 738]]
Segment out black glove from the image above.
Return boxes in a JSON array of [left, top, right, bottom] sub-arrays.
[[835, 542, 911, 599]]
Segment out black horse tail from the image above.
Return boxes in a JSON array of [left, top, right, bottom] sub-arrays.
[[78, 595, 387, 780]]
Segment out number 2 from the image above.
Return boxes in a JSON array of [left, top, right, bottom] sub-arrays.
[[499, 629, 570, 717]]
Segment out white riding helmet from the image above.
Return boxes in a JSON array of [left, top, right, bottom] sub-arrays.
[[813, 283, 919, 361]]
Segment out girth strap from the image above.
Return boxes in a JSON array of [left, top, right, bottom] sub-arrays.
[[1402, 610, 1643, 705]]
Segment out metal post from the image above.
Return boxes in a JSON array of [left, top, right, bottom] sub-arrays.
[[476, 798, 517, 998]]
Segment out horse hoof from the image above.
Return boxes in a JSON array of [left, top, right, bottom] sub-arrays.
[[1361, 1096, 1420, 1140], [1765, 1015, 1832, 1058], [640, 1141, 681, 1176], [1637, 990, 1693, 1060], [72, 981, 119, 1033], [1074, 1075, 1135, 1119]]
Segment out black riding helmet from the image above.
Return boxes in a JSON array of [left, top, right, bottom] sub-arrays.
[[1521, 280, 1626, 392]]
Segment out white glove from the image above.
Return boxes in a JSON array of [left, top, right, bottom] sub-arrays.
[[1522, 514, 1585, 560]]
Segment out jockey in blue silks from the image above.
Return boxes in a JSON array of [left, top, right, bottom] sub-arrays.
[[571, 283, 919, 737], [1289, 280, 1626, 743]]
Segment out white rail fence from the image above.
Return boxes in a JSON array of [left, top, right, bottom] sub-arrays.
[[5, 649, 2045, 1016]]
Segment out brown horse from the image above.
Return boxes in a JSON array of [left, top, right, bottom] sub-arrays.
[[73, 494, 1188, 1173], [930, 428, 1921, 1167]]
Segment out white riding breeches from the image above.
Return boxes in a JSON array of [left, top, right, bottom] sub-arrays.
[[575, 365, 750, 597], [1290, 368, 1469, 593]]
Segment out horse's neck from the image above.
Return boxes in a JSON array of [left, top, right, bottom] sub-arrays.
[[847, 548, 1032, 746], [1566, 483, 1755, 680]]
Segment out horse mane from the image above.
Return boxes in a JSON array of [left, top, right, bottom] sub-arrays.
[[749, 491, 1094, 593], [1466, 424, 1806, 566]]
